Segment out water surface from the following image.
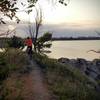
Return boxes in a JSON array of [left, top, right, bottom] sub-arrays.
[[47, 40, 100, 61]]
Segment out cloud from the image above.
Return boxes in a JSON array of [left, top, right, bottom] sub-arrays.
[[0, 22, 100, 38]]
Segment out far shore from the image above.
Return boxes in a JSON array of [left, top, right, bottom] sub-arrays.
[[52, 37, 100, 41]]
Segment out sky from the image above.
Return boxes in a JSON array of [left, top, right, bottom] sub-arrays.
[[0, 0, 100, 37], [16, 0, 100, 25]]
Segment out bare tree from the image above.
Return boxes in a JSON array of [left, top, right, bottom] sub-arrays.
[[25, 5, 43, 52], [34, 7, 43, 51], [25, 21, 35, 39], [0, 28, 16, 48], [0, 28, 16, 37]]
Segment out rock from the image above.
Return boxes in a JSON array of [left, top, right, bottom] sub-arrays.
[[58, 58, 70, 64], [96, 74, 100, 80], [74, 58, 87, 71], [58, 57, 100, 87]]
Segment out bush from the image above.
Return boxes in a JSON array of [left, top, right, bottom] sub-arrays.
[[7, 36, 24, 48]]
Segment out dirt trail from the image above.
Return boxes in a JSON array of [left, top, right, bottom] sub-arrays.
[[2, 58, 52, 100], [28, 60, 51, 100]]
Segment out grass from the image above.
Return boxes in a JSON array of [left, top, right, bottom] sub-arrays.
[[0, 76, 24, 100], [0, 49, 100, 100], [0, 48, 30, 82], [32, 52, 100, 100], [0, 48, 30, 100]]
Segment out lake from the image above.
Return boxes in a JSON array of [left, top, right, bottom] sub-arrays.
[[47, 40, 100, 61]]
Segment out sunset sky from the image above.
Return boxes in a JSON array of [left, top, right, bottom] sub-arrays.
[[16, 0, 100, 25], [0, 0, 100, 37]]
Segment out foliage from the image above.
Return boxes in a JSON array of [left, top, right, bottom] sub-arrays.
[[0, 49, 30, 82], [0, 76, 24, 100], [0, 0, 69, 24], [32, 53, 100, 100], [0, 49, 30, 99], [36, 32, 52, 52], [59, 0, 70, 6], [7, 35, 24, 48], [0, 0, 36, 24], [0, 54, 9, 82], [0, 0, 20, 24]]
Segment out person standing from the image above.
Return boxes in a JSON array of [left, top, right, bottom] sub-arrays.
[[25, 37, 33, 56]]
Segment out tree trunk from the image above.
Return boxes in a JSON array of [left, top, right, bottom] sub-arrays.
[[34, 24, 39, 52]]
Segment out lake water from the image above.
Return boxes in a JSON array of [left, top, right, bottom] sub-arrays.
[[47, 40, 100, 61]]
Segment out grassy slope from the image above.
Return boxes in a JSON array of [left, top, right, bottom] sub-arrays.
[[33, 53, 100, 100]]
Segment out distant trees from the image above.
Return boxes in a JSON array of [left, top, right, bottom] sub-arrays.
[[0, 28, 17, 48], [7, 35, 24, 48]]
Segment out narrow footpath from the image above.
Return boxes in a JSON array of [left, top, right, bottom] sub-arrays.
[[26, 59, 51, 100], [2, 57, 52, 100]]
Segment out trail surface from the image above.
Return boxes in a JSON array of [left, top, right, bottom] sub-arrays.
[[25, 59, 51, 100], [2, 57, 52, 100]]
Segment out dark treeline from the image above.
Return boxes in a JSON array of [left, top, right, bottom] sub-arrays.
[[1, 36, 100, 41], [52, 37, 100, 41], [0, 37, 23, 48]]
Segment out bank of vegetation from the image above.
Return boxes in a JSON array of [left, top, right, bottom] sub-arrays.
[[0, 35, 100, 100], [32, 52, 100, 100], [0, 48, 31, 100], [0, 48, 100, 100]]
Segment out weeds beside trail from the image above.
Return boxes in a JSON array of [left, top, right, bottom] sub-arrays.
[[32, 53, 100, 100], [0, 49, 51, 100], [0, 48, 31, 100], [1, 49, 100, 100]]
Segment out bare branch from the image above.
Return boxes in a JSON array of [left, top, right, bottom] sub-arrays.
[[0, 28, 16, 37]]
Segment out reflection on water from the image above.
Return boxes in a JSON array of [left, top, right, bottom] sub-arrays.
[[47, 40, 100, 61]]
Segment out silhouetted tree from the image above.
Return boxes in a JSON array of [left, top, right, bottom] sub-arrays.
[[0, 0, 20, 24], [36, 32, 52, 52], [7, 35, 24, 48], [0, 0, 69, 24], [34, 7, 42, 51], [26, 6, 43, 51], [0, 28, 17, 48]]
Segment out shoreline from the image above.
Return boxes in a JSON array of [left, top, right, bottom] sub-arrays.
[[58, 57, 100, 87]]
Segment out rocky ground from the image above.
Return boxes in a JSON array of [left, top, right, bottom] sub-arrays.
[[58, 58, 100, 90]]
